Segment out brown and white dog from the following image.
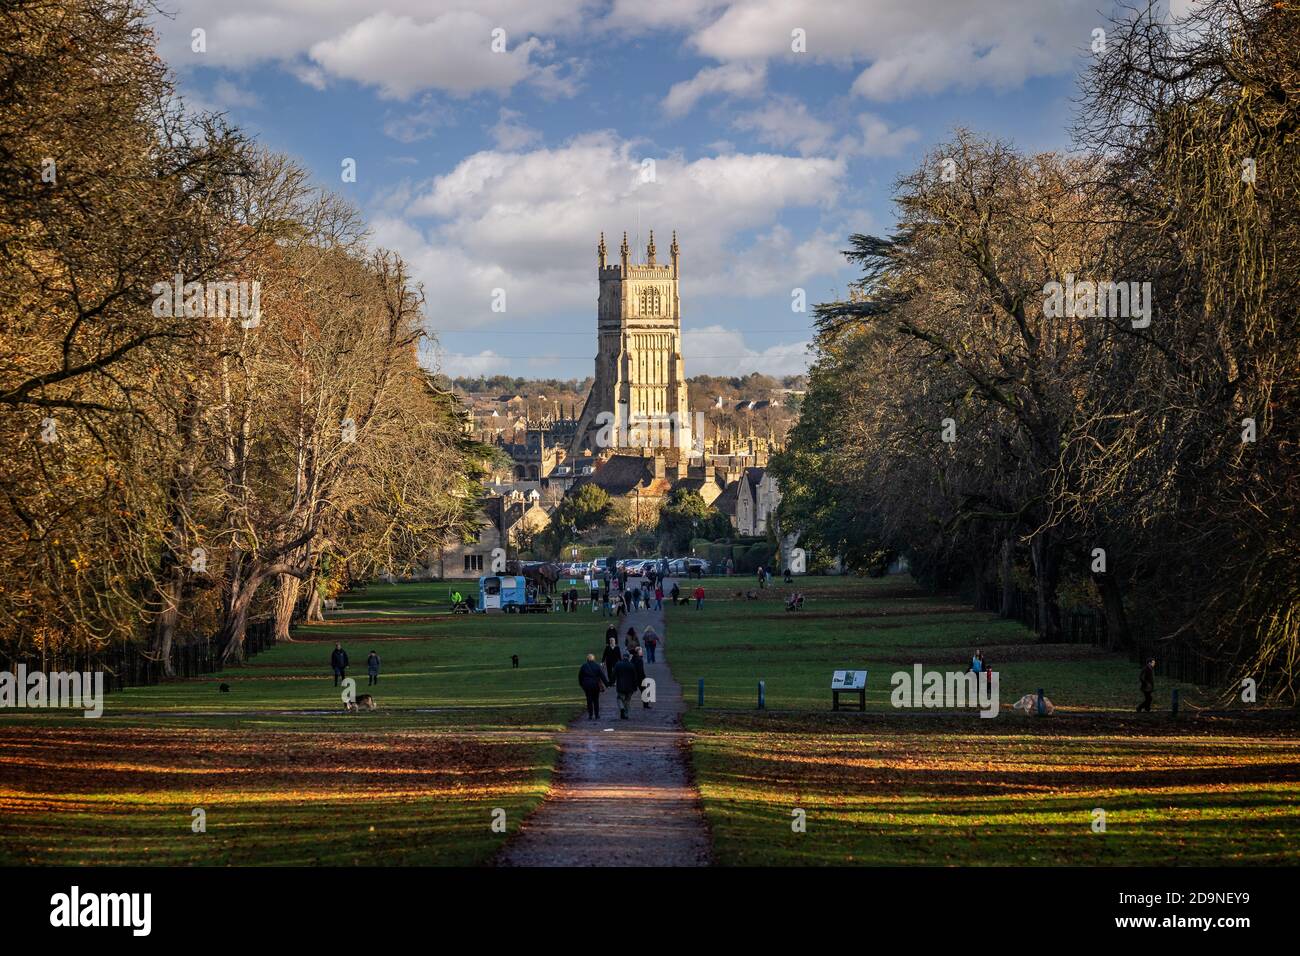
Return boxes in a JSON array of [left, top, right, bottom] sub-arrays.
[[345, 694, 377, 712]]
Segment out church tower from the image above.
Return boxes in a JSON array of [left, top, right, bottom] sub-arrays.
[[568, 230, 692, 461]]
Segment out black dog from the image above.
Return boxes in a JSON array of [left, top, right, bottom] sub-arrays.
[[511, 655, 519, 669], [219, 683, 230, 693]]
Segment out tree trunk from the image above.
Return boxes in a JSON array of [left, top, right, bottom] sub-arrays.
[[1095, 570, 1132, 651], [998, 536, 1015, 617], [218, 598, 250, 664], [1029, 534, 1063, 642], [151, 389, 200, 678], [305, 582, 324, 623], [153, 587, 179, 678], [219, 556, 255, 664], [274, 573, 300, 641]]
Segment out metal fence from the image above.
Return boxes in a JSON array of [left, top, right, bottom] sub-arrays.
[[0, 617, 276, 694], [974, 582, 1227, 688]]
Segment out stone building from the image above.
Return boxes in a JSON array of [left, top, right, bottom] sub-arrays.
[[430, 492, 550, 578], [568, 230, 694, 461], [727, 467, 783, 536]]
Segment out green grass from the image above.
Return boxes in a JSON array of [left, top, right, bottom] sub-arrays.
[[666, 575, 1204, 712], [5, 575, 1297, 866], [667, 574, 1300, 865], [0, 592, 621, 865]]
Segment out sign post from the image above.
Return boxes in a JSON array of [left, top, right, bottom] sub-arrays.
[[831, 670, 867, 711]]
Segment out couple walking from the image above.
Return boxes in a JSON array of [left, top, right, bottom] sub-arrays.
[[581, 623, 659, 720]]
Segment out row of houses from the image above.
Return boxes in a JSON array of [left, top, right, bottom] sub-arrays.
[[432, 454, 782, 579]]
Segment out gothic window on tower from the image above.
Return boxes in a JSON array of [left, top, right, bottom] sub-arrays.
[[639, 287, 662, 317]]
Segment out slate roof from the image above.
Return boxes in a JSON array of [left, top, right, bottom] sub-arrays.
[[570, 454, 654, 496], [715, 480, 740, 517]]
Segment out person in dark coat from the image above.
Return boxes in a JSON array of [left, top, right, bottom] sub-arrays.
[[330, 643, 349, 686], [579, 653, 609, 720], [1137, 658, 1156, 712], [632, 646, 650, 709], [624, 626, 640, 653], [366, 650, 380, 686], [612, 654, 639, 719], [602, 636, 622, 683], [605, 623, 618, 645]]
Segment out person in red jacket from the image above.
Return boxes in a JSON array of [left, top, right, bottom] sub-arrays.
[[693, 584, 706, 610]]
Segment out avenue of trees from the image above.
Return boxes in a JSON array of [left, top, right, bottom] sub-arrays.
[[773, 0, 1299, 699], [0, 1, 483, 667]]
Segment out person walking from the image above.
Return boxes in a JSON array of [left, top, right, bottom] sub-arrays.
[[330, 643, 349, 686], [654, 582, 664, 611], [970, 649, 983, 676], [670, 581, 681, 606], [1137, 658, 1156, 712], [693, 583, 705, 610], [625, 626, 640, 654], [643, 628, 659, 664], [633, 646, 650, 709], [579, 653, 609, 720], [366, 650, 380, 686], [601, 583, 611, 616], [602, 635, 622, 684], [612, 653, 639, 719]]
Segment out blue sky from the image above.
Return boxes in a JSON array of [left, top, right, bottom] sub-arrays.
[[150, 0, 1175, 379]]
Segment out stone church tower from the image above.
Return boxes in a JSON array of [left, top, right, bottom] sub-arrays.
[[567, 229, 693, 461]]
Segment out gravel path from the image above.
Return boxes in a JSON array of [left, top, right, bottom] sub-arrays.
[[496, 601, 711, 866]]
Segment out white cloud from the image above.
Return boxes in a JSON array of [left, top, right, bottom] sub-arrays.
[[489, 108, 542, 150], [152, 1, 594, 98], [663, 62, 766, 117], [844, 112, 921, 158], [732, 95, 833, 156], [683, 325, 812, 376], [211, 79, 261, 109], [370, 132, 845, 339], [687, 0, 1095, 100], [382, 98, 457, 144], [309, 12, 548, 99], [428, 348, 513, 376]]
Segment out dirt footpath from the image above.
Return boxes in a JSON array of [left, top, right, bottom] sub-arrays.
[[496, 603, 711, 866]]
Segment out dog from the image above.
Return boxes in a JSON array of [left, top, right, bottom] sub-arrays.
[[219, 683, 230, 693], [745, 590, 759, 600], [511, 654, 519, 669], [345, 694, 376, 713], [1011, 693, 1055, 716]]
